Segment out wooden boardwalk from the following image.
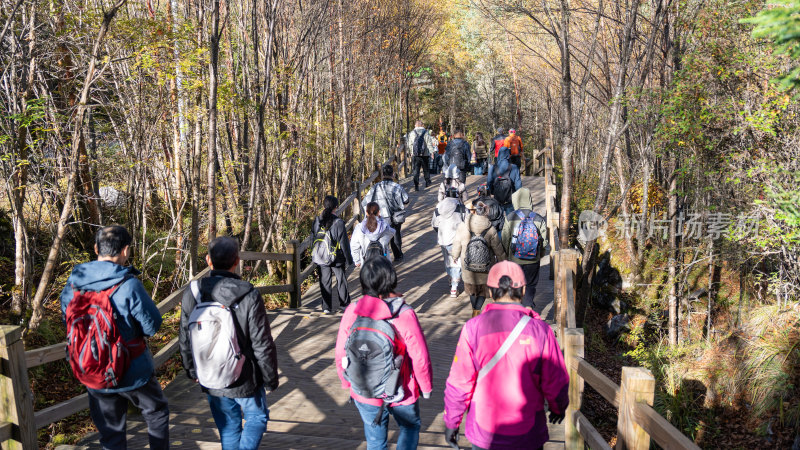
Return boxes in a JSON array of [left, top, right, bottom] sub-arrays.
[[70, 174, 560, 449]]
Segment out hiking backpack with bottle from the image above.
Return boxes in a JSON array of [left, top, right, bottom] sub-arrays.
[[511, 211, 544, 260], [311, 222, 340, 266], [65, 277, 146, 389]]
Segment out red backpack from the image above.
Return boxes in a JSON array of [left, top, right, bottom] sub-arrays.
[[65, 279, 146, 390]]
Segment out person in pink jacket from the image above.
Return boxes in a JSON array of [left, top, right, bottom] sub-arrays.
[[443, 261, 569, 450], [335, 256, 433, 450]]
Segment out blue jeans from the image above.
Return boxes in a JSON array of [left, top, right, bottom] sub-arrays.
[[207, 389, 269, 450], [354, 400, 421, 450]]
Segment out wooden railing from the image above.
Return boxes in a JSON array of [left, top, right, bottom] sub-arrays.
[[0, 157, 403, 448], [540, 147, 700, 449]]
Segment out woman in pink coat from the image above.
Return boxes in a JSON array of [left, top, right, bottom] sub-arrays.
[[336, 256, 433, 450], [443, 261, 569, 450]]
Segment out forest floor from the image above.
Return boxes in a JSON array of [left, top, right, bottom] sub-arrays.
[[580, 298, 797, 449]]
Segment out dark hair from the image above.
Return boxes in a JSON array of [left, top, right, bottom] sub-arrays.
[[474, 201, 488, 216], [360, 256, 397, 298], [365, 202, 380, 232], [454, 128, 464, 136], [497, 127, 505, 135], [208, 236, 239, 270], [490, 275, 524, 301], [475, 132, 485, 147], [320, 195, 339, 228], [382, 164, 394, 179], [96, 226, 132, 257]]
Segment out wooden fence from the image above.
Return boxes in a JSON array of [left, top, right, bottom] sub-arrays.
[[540, 147, 700, 450], [0, 157, 402, 448]]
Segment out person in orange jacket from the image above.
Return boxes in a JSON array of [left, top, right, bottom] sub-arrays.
[[504, 129, 524, 169]]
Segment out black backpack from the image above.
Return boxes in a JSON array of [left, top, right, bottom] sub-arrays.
[[494, 176, 514, 206], [450, 141, 467, 170], [413, 130, 428, 157], [463, 219, 493, 273], [365, 239, 385, 261], [445, 185, 460, 199]]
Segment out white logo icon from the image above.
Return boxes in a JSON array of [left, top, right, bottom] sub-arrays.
[[578, 210, 608, 242]]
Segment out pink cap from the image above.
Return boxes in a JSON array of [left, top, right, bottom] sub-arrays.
[[486, 261, 526, 288]]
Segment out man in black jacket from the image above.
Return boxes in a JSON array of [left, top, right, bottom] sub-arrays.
[[179, 236, 279, 449], [444, 129, 470, 183]]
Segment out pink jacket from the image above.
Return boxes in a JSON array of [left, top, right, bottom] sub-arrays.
[[443, 303, 569, 449], [335, 295, 433, 406]]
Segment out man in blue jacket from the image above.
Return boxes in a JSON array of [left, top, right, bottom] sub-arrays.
[[60, 226, 169, 450]]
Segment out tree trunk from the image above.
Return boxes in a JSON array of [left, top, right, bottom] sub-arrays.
[[206, 0, 220, 240], [29, 0, 127, 330]]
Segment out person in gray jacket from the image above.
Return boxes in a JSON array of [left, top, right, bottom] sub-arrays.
[[179, 236, 279, 450]]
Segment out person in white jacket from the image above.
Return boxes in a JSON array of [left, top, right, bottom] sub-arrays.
[[351, 202, 396, 267], [431, 196, 467, 297]]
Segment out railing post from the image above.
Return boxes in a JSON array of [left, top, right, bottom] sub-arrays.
[[549, 210, 559, 282], [287, 240, 301, 308], [557, 251, 567, 340], [565, 328, 585, 449], [0, 326, 36, 449], [355, 181, 364, 222], [617, 367, 655, 450]]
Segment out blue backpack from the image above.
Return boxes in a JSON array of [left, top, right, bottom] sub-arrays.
[[511, 211, 543, 260]]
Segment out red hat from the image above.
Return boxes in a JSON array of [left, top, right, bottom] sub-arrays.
[[487, 261, 526, 288]]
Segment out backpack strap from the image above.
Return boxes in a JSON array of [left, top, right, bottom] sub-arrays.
[[477, 315, 532, 383], [479, 228, 489, 238]]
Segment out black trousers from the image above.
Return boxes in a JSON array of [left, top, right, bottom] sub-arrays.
[[412, 156, 431, 189], [521, 260, 541, 309], [87, 376, 169, 450], [319, 264, 350, 311], [390, 221, 404, 259], [510, 154, 522, 169]]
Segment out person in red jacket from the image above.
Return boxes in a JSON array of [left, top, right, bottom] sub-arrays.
[[336, 257, 433, 450], [443, 261, 569, 450]]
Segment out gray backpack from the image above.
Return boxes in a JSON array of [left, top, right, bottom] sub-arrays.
[[311, 222, 340, 266], [187, 280, 247, 389], [342, 299, 411, 408]]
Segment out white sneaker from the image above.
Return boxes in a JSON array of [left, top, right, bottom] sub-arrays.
[[450, 287, 458, 297]]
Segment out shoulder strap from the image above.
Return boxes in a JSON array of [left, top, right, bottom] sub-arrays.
[[516, 210, 525, 220], [190, 279, 201, 302], [479, 228, 489, 238], [477, 315, 532, 383]]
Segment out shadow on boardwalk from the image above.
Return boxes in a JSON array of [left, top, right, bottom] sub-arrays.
[[72, 174, 560, 449]]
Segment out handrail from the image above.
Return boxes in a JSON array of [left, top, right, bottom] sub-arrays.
[[544, 144, 700, 449]]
